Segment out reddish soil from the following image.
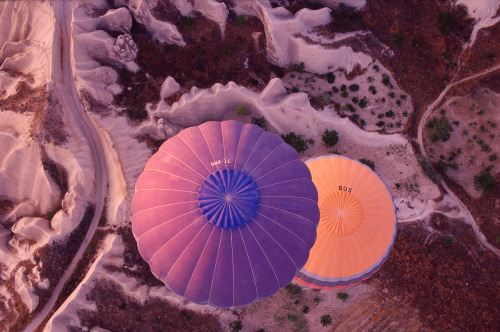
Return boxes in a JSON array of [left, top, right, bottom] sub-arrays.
[[442, 171, 500, 250], [77, 278, 221, 332], [40, 145, 69, 199], [371, 219, 500, 331], [0, 83, 47, 114], [455, 21, 500, 81], [115, 7, 281, 112]]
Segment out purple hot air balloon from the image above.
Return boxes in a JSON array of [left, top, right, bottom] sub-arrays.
[[131, 121, 319, 307]]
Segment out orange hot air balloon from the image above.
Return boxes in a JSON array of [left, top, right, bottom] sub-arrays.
[[295, 155, 397, 289]]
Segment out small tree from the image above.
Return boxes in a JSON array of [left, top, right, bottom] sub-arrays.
[[284, 283, 302, 295], [426, 116, 453, 142], [236, 105, 247, 116], [392, 32, 405, 49], [322, 130, 339, 147], [337, 292, 349, 301], [124, 108, 148, 120], [348, 84, 359, 92], [437, 11, 456, 35], [474, 170, 495, 193], [417, 154, 442, 184], [235, 14, 246, 27], [326, 72, 336, 83], [320, 314, 333, 327], [229, 320, 243, 332], [359, 158, 375, 171], [281, 132, 310, 153]]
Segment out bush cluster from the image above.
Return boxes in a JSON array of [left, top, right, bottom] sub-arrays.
[[474, 170, 495, 193], [426, 116, 453, 142], [322, 129, 339, 147], [281, 132, 312, 153]]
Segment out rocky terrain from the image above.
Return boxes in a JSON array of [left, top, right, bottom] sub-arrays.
[[0, 0, 498, 331]]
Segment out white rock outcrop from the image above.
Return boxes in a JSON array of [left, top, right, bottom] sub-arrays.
[[129, 0, 185, 46], [160, 76, 181, 100], [235, 0, 371, 73]]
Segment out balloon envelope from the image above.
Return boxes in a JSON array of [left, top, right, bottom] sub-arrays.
[[132, 121, 319, 307], [295, 155, 396, 289]]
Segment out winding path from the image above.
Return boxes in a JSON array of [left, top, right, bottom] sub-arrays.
[[24, 1, 110, 330], [416, 63, 500, 258]]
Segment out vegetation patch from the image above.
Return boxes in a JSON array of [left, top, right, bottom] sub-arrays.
[[426, 116, 453, 142], [322, 129, 339, 147], [281, 132, 312, 153], [473, 169, 495, 193]]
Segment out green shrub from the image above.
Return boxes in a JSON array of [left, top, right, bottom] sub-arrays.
[[369, 85, 377, 95], [179, 309, 191, 322], [426, 116, 453, 142], [489, 154, 497, 162], [382, 74, 391, 87], [318, 91, 333, 106], [376, 121, 385, 127], [180, 16, 193, 28], [437, 11, 456, 35], [332, 86, 339, 93], [392, 32, 405, 49], [229, 320, 243, 332], [322, 129, 339, 147], [358, 97, 367, 108], [340, 91, 349, 98], [417, 154, 442, 184], [124, 108, 148, 120], [321, 314, 333, 327], [359, 158, 375, 171], [348, 84, 359, 91], [292, 62, 305, 73], [337, 292, 349, 301], [236, 105, 247, 116], [252, 117, 266, 129], [302, 306, 310, 314], [282, 132, 310, 153], [235, 14, 246, 27], [342, 104, 356, 112], [481, 144, 492, 152], [284, 283, 302, 295], [474, 170, 495, 193], [373, 64, 380, 71], [443, 236, 453, 246], [335, 3, 363, 30], [222, 46, 232, 56], [326, 72, 336, 83]]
